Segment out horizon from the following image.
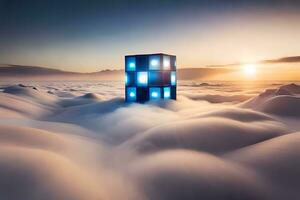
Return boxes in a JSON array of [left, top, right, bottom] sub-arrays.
[[2, 54, 300, 71], [1, 54, 300, 81]]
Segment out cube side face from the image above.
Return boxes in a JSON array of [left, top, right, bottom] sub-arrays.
[[125, 53, 176, 103]]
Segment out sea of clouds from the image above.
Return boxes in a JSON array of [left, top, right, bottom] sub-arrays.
[[0, 80, 299, 200]]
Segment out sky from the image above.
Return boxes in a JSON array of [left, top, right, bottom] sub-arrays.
[[0, 0, 300, 73]]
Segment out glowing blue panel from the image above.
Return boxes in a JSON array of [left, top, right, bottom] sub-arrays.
[[125, 73, 128, 85], [163, 55, 170, 70], [149, 87, 161, 100], [126, 57, 136, 71], [170, 56, 176, 70], [163, 87, 171, 99], [171, 71, 176, 86], [126, 87, 136, 102], [125, 72, 136, 86], [149, 55, 160, 70], [137, 72, 148, 87]]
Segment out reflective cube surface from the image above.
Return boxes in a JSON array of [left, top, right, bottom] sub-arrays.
[[125, 53, 176, 103]]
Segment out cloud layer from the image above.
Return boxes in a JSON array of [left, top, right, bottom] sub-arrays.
[[0, 81, 299, 200]]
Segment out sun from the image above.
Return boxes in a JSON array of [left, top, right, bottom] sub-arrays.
[[242, 64, 257, 77]]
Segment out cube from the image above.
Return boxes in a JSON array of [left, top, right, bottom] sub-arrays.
[[125, 53, 176, 103]]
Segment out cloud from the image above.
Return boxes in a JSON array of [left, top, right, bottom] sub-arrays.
[[0, 82, 299, 200], [225, 132, 300, 200], [207, 56, 300, 68], [262, 56, 300, 64], [182, 93, 253, 103], [129, 149, 267, 200], [242, 83, 300, 117], [120, 115, 286, 155]]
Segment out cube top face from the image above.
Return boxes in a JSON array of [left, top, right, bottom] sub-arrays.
[[125, 53, 177, 103], [125, 53, 176, 72]]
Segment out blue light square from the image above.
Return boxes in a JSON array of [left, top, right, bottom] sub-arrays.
[[171, 71, 176, 86], [163, 87, 171, 99], [171, 56, 176, 70], [125, 73, 128, 85], [163, 55, 170, 70], [126, 57, 136, 71], [137, 72, 148, 87], [149, 87, 161, 100], [149, 55, 161, 70], [125, 72, 136, 86], [126, 87, 136, 102]]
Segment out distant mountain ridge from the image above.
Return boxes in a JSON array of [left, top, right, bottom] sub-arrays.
[[0, 64, 124, 80], [0, 64, 233, 80], [0, 64, 78, 76]]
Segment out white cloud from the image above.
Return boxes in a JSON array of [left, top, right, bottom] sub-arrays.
[[0, 82, 299, 200]]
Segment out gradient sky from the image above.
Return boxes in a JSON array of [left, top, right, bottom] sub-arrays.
[[0, 0, 300, 72]]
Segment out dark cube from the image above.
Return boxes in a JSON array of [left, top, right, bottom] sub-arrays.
[[125, 53, 177, 102]]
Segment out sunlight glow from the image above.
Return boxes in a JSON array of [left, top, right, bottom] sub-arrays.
[[242, 64, 257, 77]]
